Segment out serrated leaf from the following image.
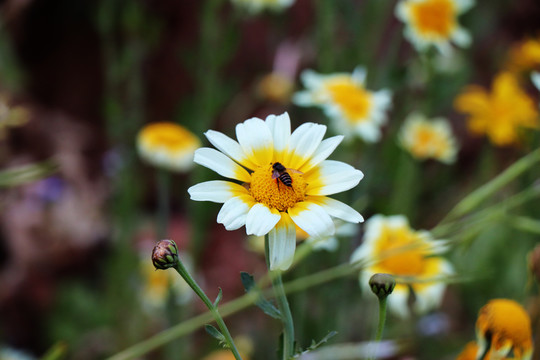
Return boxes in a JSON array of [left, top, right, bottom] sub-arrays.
[[213, 288, 223, 307], [240, 272, 281, 319], [204, 324, 227, 348], [291, 331, 338, 358]]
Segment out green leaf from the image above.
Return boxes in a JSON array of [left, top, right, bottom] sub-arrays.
[[204, 324, 227, 348], [213, 288, 223, 307], [0, 160, 58, 188], [240, 272, 281, 319]]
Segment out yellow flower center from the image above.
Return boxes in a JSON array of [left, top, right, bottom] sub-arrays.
[[326, 79, 372, 122], [476, 299, 533, 357], [410, 0, 456, 38], [410, 125, 450, 159], [374, 226, 428, 276], [249, 163, 306, 212], [138, 122, 200, 153]]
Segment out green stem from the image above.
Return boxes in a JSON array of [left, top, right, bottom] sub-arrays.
[[173, 261, 243, 360], [440, 147, 540, 224], [156, 169, 170, 239], [107, 249, 361, 360], [367, 297, 388, 360], [265, 236, 295, 360]]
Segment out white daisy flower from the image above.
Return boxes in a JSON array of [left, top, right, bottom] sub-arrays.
[[350, 215, 453, 318], [137, 122, 201, 172], [398, 112, 459, 164], [395, 0, 474, 55], [293, 67, 392, 143], [188, 112, 364, 271], [231, 0, 295, 14]]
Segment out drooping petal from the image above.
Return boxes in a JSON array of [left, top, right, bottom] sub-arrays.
[[188, 180, 248, 203], [305, 160, 364, 196], [299, 135, 344, 173], [217, 195, 255, 231], [286, 122, 327, 169], [386, 284, 411, 318], [194, 148, 251, 182], [268, 213, 297, 271], [235, 117, 274, 166], [306, 196, 364, 223], [245, 203, 281, 236], [204, 130, 258, 170], [288, 201, 335, 238]]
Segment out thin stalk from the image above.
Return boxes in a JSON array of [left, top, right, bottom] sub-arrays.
[[173, 260, 242, 360], [368, 298, 387, 360], [156, 169, 170, 239], [108, 254, 361, 360], [265, 236, 295, 360], [439, 147, 540, 225]]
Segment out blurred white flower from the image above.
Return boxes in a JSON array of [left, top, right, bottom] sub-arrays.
[[351, 215, 453, 318], [395, 0, 474, 55], [293, 67, 392, 143], [398, 112, 458, 164]]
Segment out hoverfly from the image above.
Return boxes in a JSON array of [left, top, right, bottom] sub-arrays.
[[272, 162, 302, 189]]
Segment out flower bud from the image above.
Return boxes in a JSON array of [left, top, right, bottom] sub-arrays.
[[369, 273, 396, 300], [151, 239, 179, 270]]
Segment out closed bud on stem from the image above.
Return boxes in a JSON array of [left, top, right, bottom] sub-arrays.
[[151, 239, 179, 270], [369, 273, 396, 300]]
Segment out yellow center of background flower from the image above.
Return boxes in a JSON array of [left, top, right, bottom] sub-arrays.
[[410, 126, 450, 158], [139, 122, 200, 153], [249, 163, 306, 212], [410, 0, 456, 37], [326, 79, 372, 122], [374, 226, 428, 276]]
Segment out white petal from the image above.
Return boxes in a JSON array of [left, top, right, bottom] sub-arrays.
[[268, 214, 296, 271], [352, 66, 367, 85], [204, 130, 258, 170], [188, 180, 248, 203], [236, 118, 273, 166], [532, 72, 540, 91], [307, 196, 364, 223], [194, 148, 251, 182], [306, 160, 364, 196], [288, 202, 335, 238], [452, 27, 472, 47], [292, 91, 314, 106], [265, 112, 291, 154], [287, 122, 327, 169], [245, 203, 281, 236], [299, 135, 343, 173], [217, 195, 254, 231], [386, 285, 411, 318]]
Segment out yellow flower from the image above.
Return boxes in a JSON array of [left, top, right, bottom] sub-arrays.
[[456, 341, 479, 360], [231, 0, 295, 13], [476, 299, 533, 360], [395, 0, 474, 55], [293, 67, 392, 142], [202, 336, 253, 360], [350, 215, 453, 318], [454, 72, 539, 146], [188, 112, 364, 270], [257, 72, 294, 104], [505, 37, 540, 74], [399, 112, 458, 163], [136, 122, 201, 172]]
